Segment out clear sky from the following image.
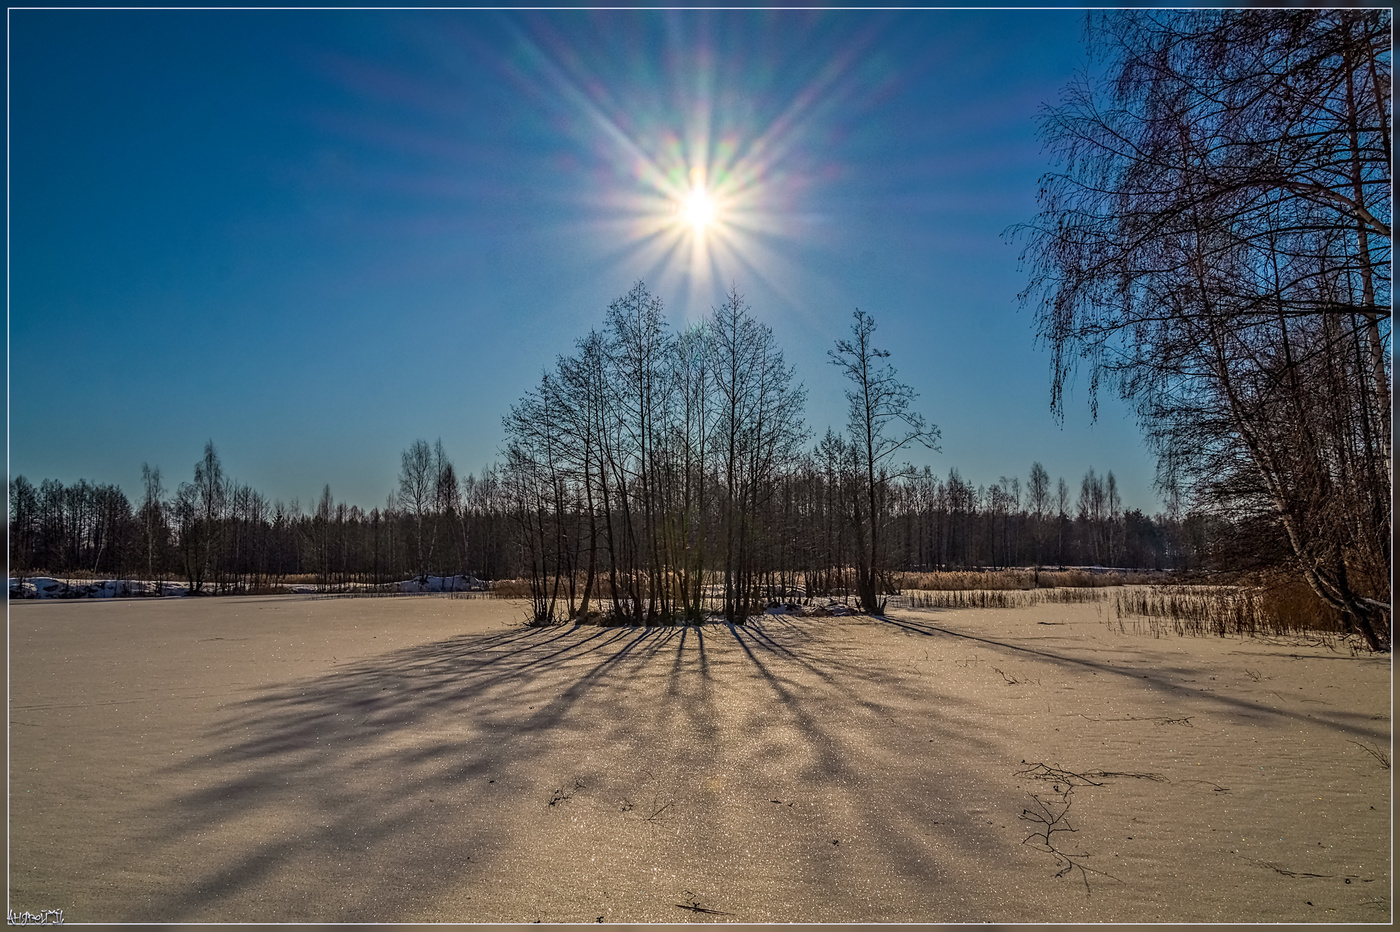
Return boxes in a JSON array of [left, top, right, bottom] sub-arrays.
[[9, 9, 1163, 513]]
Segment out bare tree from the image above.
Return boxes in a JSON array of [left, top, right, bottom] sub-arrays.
[[1055, 477, 1071, 565], [1015, 10, 1391, 648], [669, 321, 714, 619], [1078, 469, 1106, 566], [710, 285, 807, 619], [398, 439, 434, 584], [9, 476, 39, 584], [191, 441, 226, 593], [432, 439, 459, 579], [829, 309, 940, 613], [503, 373, 576, 624], [554, 332, 610, 618], [605, 281, 672, 621], [138, 464, 167, 590], [1027, 462, 1051, 581]]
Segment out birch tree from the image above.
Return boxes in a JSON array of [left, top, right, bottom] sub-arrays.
[[1016, 9, 1391, 648]]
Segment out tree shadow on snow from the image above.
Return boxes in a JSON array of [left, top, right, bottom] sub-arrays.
[[110, 616, 1078, 921]]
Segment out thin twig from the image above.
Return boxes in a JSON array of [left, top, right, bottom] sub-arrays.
[[1349, 740, 1391, 770], [643, 801, 674, 822], [1084, 770, 1169, 783], [1239, 856, 1332, 879], [1017, 761, 1105, 787]]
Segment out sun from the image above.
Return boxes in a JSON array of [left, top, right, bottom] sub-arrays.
[[680, 186, 717, 231]]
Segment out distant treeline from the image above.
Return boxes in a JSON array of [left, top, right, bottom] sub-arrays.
[[8, 286, 1205, 611], [8, 443, 514, 594], [7, 447, 1198, 595]]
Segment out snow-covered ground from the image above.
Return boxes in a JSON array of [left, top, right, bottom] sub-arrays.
[[7, 577, 186, 599], [7, 575, 487, 600], [397, 575, 488, 593]]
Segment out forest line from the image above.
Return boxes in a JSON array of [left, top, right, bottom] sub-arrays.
[[8, 289, 1196, 614], [5, 448, 1197, 602]]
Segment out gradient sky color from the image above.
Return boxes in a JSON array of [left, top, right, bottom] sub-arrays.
[[9, 9, 1163, 513]]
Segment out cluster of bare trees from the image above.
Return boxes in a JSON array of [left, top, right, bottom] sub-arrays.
[[395, 438, 486, 585], [502, 282, 809, 623], [8, 475, 132, 578], [498, 281, 1196, 623], [1015, 10, 1391, 649]]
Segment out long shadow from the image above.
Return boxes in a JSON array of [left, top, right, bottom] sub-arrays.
[[99, 614, 1166, 921], [881, 613, 1390, 741], [124, 623, 689, 919]]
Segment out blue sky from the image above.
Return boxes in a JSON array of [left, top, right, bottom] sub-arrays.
[[9, 9, 1161, 512]]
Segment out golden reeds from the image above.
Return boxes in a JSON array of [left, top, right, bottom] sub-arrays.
[[894, 569, 1161, 591], [1113, 580, 1345, 640], [903, 587, 1109, 610]]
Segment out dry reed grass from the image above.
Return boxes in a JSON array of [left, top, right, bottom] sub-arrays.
[[488, 578, 535, 599], [903, 587, 1110, 610], [276, 573, 323, 585], [894, 569, 1160, 591], [1113, 579, 1345, 641], [896, 570, 1038, 591]]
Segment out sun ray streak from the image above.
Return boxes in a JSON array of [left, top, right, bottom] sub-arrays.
[[503, 19, 681, 203]]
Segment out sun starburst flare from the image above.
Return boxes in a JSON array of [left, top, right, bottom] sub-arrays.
[[487, 14, 881, 317]]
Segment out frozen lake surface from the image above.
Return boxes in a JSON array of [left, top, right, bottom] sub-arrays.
[[8, 594, 1391, 922]]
